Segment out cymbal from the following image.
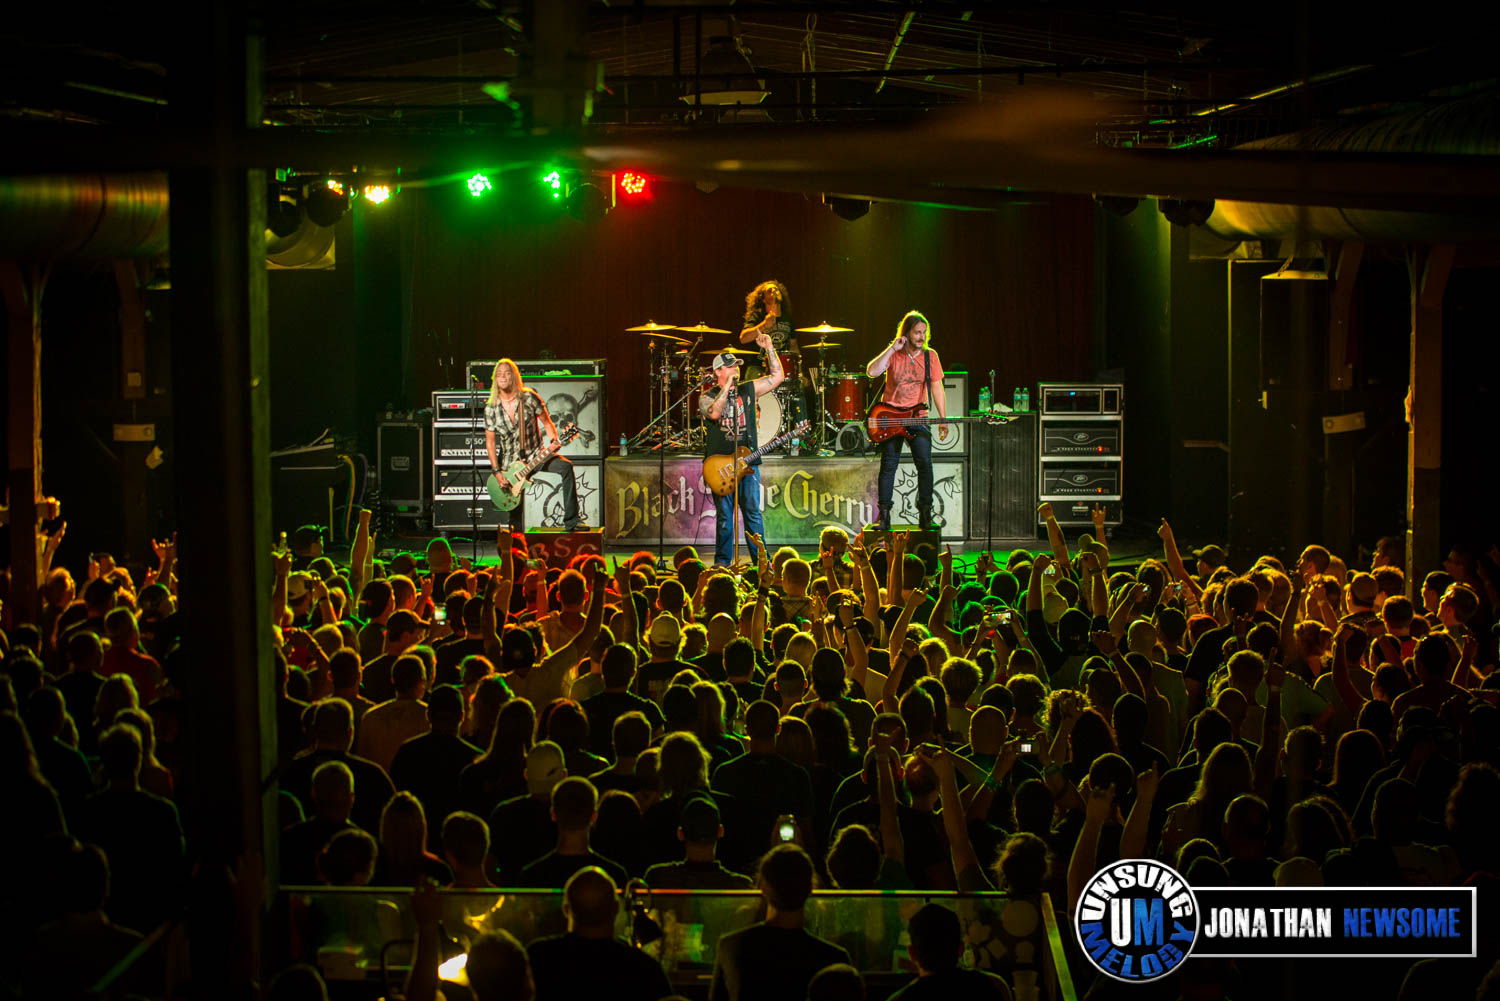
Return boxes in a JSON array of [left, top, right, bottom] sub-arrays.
[[795, 322, 853, 334], [801, 340, 841, 350], [675, 321, 731, 335], [701, 346, 756, 355], [625, 320, 679, 332], [646, 332, 690, 345]]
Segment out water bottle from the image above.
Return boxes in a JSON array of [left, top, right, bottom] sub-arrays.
[[618, 434, 628, 457], [1011, 387, 1021, 411], [1021, 387, 1031, 412], [977, 386, 992, 413]]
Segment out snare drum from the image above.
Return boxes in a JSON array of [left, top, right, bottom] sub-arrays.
[[777, 350, 801, 381], [755, 391, 785, 444], [829, 372, 866, 423]]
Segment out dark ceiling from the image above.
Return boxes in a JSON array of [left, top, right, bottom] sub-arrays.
[[2, 2, 1489, 148]]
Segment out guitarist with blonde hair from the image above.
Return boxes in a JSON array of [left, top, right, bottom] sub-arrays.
[[701, 333, 783, 566], [865, 310, 948, 531], [484, 358, 583, 531]]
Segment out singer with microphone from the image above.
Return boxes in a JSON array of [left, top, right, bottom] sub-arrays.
[[701, 333, 783, 566], [484, 358, 583, 532]]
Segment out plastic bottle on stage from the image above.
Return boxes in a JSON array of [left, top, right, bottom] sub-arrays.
[[1012, 387, 1022, 411], [619, 434, 628, 457], [1021, 387, 1030, 412], [978, 386, 992, 412]]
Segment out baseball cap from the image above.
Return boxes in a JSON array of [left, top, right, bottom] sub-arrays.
[[1191, 545, 1227, 569], [287, 572, 315, 602], [711, 352, 743, 371], [1348, 572, 1379, 607], [649, 613, 682, 647]]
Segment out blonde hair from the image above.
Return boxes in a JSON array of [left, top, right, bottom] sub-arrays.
[[487, 358, 525, 405]]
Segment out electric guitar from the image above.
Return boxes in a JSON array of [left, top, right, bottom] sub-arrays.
[[865, 402, 1003, 444], [702, 420, 811, 496], [487, 423, 582, 512]]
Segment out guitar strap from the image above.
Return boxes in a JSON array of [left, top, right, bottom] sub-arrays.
[[922, 349, 930, 411]]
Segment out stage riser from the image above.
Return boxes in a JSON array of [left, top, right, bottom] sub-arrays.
[[605, 456, 967, 546]]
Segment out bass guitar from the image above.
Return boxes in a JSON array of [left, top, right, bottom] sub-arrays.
[[702, 420, 811, 497], [865, 402, 1002, 444], [487, 423, 582, 512]]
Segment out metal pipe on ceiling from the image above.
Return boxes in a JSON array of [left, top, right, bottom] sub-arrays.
[[0, 173, 170, 258]]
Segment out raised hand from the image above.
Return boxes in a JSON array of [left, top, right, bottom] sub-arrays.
[[1156, 517, 1172, 541], [1136, 763, 1160, 802], [273, 550, 291, 577], [1084, 780, 1115, 825], [1037, 502, 1055, 522], [1093, 504, 1108, 531], [1091, 630, 1118, 656], [940, 544, 953, 574]]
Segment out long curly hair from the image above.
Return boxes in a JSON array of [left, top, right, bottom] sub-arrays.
[[743, 280, 792, 326], [895, 309, 931, 344]]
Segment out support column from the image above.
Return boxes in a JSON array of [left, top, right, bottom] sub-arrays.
[[2, 261, 46, 625], [168, 1, 274, 993], [1405, 244, 1454, 587]]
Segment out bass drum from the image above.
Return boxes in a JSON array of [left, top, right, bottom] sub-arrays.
[[755, 390, 785, 445]]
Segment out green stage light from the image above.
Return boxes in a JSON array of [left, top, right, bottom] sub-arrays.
[[542, 169, 563, 199], [467, 173, 493, 197]]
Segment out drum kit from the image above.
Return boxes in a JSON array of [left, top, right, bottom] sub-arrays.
[[624, 318, 871, 455]]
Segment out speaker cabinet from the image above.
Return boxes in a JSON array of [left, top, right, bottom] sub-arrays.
[[968, 415, 1038, 540], [432, 461, 603, 531], [930, 372, 969, 455], [377, 422, 427, 508]]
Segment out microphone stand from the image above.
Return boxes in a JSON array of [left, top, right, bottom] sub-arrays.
[[730, 370, 742, 568], [986, 368, 996, 558]]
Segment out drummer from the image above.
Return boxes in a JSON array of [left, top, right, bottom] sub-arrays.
[[740, 280, 810, 428]]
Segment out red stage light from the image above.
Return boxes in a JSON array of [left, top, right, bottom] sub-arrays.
[[618, 171, 650, 198]]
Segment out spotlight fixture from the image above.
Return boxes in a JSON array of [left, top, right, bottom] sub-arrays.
[[266, 184, 303, 238], [618, 171, 649, 198], [363, 184, 392, 205], [823, 194, 870, 222], [1158, 198, 1214, 227], [466, 173, 493, 197], [541, 169, 564, 200], [1093, 195, 1140, 218], [304, 181, 349, 227], [567, 182, 610, 223]]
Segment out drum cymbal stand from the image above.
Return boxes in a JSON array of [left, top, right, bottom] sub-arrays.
[[812, 344, 841, 454], [631, 371, 710, 451]]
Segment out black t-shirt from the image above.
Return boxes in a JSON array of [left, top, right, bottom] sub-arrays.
[[528, 933, 674, 1001], [643, 859, 754, 890], [389, 732, 482, 848], [583, 689, 667, 757], [704, 384, 758, 459], [516, 849, 628, 889], [887, 969, 1013, 1000], [282, 749, 396, 835], [692, 651, 728, 682], [434, 637, 486, 685], [711, 751, 815, 849], [488, 795, 557, 883], [712, 924, 850, 1001], [634, 659, 696, 704]]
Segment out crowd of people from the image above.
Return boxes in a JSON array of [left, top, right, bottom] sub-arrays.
[[3, 504, 1499, 1001]]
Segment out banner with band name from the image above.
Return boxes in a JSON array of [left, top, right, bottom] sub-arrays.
[[604, 456, 966, 545]]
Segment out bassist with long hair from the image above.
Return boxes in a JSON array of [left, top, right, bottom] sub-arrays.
[[865, 310, 948, 531]]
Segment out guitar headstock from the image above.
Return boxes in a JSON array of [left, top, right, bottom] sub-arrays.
[[791, 420, 811, 436], [558, 422, 583, 444]]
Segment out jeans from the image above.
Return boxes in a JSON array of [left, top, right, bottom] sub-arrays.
[[714, 464, 765, 566], [878, 428, 933, 512], [500, 453, 579, 530]]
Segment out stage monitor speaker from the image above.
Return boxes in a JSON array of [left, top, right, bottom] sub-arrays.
[[524, 529, 604, 568], [968, 415, 1038, 540], [378, 421, 427, 507]]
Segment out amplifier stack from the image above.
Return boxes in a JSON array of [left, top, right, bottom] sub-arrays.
[[430, 364, 607, 533], [1037, 383, 1123, 527]]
